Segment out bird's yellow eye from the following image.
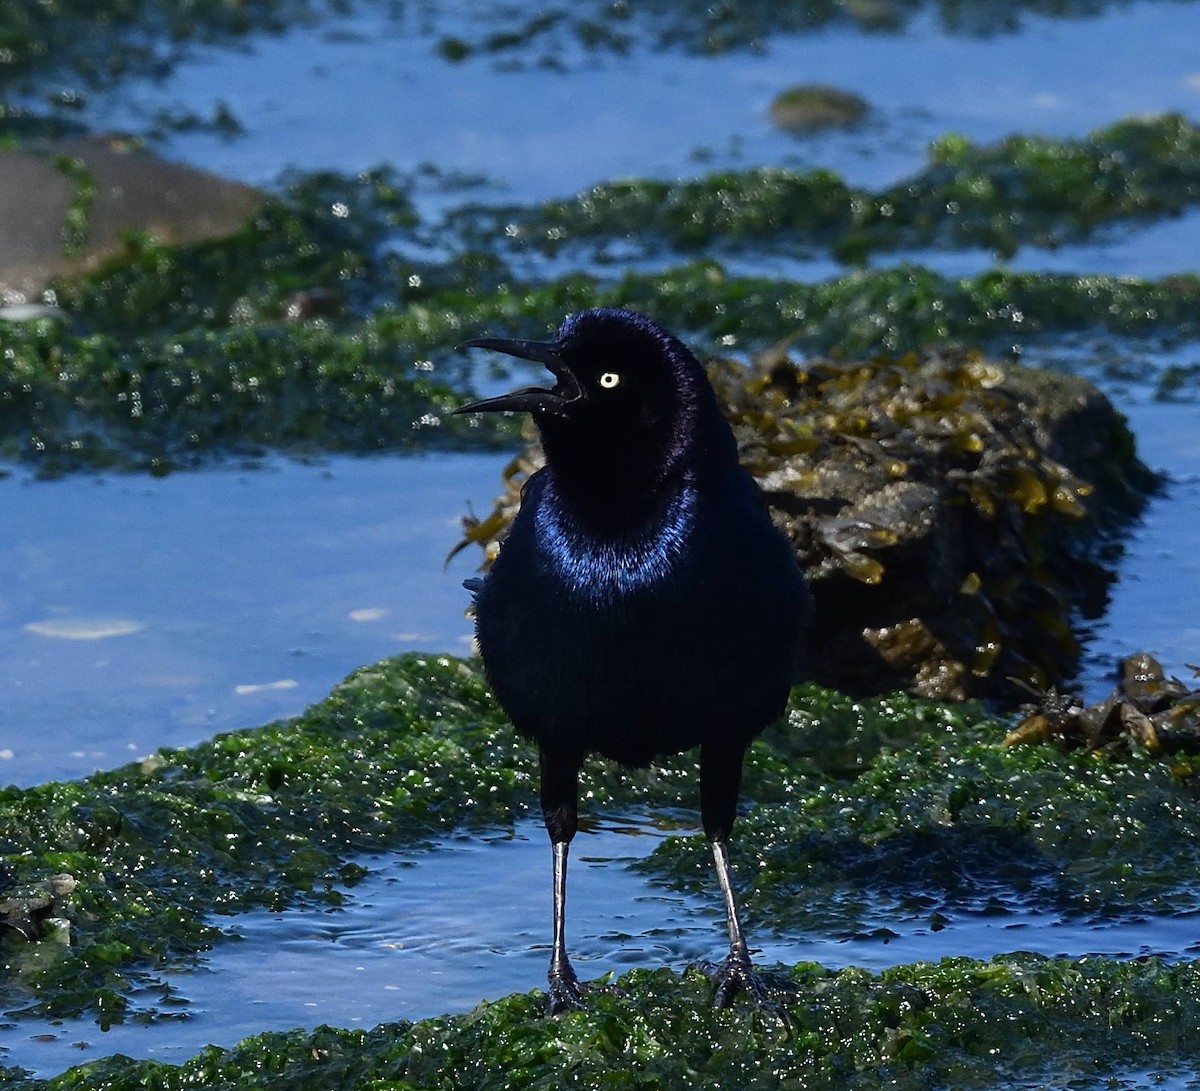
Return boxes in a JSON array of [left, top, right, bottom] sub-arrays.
[[598, 372, 621, 390]]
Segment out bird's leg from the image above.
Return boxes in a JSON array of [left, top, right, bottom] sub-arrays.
[[540, 746, 587, 1015], [711, 836, 751, 967], [697, 742, 793, 1014]]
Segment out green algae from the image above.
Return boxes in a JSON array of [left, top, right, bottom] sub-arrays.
[[7, 109, 1200, 475], [394, 261, 1200, 371], [0, 318, 513, 476], [651, 684, 1200, 936], [48, 154, 97, 258], [428, 0, 1197, 64], [13, 258, 1200, 474], [4, 654, 1200, 1037], [7, 956, 1200, 1089], [646, 726, 1200, 936], [446, 114, 1200, 261]]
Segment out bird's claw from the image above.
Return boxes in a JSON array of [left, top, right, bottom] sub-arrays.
[[692, 953, 797, 1020], [546, 965, 590, 1015]]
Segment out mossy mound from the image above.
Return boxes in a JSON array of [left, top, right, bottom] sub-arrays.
[[446, 114, 1200, 262], [7, 956, 1200, 1089], [0, 317, 513, 476], [455, 348, 1156, 699], [3, 655, 1199, 1035], [650, 705, 1200, 935]]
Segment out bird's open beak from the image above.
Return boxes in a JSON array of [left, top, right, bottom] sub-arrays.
[[454, 337, 581, 418]]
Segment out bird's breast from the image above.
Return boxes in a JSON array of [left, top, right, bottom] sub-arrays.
[[533, 482, 697, 605]]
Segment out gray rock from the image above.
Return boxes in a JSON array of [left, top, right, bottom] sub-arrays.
[[0, 136, 262, 300]]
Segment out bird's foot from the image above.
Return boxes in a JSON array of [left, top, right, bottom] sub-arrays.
[[692, 952, 798, 1019], [546, 963, 590, 1015]]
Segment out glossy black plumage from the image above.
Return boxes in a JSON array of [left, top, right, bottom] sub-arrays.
[[457, 308, 809, 1013]]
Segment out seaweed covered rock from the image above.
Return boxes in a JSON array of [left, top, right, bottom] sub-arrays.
[[457, 347, 1157, 701], [1005, 652, 1200, 757], [648, 693, 1200, 935]]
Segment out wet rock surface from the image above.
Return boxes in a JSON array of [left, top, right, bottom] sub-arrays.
[[458, 347, 1157, 700], [0, 137, 262, 301]]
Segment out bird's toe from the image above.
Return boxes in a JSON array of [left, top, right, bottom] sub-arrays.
[[546, 966, 590, 1015], [693, 953, 797, 1020]]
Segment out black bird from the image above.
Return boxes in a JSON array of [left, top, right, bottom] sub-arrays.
[[456, 309, 808, 1014]]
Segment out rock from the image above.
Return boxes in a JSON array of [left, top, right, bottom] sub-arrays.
[[0, 873, 75, 941], [0, 135, 263, 301], [0, 891, 53, 940], [768, 84, 870, 133]]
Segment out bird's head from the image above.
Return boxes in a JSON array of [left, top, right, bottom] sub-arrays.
[[455, 310, 729, 491]]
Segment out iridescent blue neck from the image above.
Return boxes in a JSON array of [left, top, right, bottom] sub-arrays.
[[535, 478, 697, 604]]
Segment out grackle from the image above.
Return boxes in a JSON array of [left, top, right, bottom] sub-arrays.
[[456, 309, 809, 1014]]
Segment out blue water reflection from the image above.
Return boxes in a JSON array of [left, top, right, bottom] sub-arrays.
[[0, 454, 505, 785]]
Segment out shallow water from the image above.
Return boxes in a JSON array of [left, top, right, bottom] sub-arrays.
[[7, 814, 1200, 1076], [0, 453, 504, 785], [1076, 397, 1200, 688], [70, 3, 1200, 199]]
